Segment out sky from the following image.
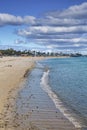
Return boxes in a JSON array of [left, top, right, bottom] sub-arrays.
[[0, 0, 87, 53]]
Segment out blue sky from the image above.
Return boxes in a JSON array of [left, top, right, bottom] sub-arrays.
[[0, 0, 87, 53]]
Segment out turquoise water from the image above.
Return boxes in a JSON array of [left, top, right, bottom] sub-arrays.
[[40, 57, 87, 128]]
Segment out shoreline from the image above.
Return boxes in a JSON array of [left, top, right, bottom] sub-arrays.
[[0, 56, 82, 130], [41, 69, 83, 129], [0, 56, 69, 116], [5, 62, 79, 130], [0, 57, 43, 114]]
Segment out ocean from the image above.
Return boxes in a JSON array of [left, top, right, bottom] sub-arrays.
[[39, 57, 87, 129]]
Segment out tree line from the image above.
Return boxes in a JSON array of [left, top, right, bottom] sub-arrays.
[[0, 48, 82, 57]]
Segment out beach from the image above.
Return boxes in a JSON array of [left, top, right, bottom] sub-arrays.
[[0, 57, 42, 115], [0, 57, 81, 130]]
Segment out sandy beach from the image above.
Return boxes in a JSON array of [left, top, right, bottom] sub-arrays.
[[0, 56, 81, 130], [0, 57, 42, 114]]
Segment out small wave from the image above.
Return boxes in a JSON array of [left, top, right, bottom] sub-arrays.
[[40, 69, 82, 129], [36, 62, 45, 69]]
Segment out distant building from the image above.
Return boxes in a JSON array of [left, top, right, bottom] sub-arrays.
[[21, 54, 28, 57]]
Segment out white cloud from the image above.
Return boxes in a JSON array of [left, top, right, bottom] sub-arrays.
[[47, 2, 87, 19], [16, 25, 87, 39], [15, 39, 26, 44], [33, 2, 87, 27], [0, 13, 36, 26], [24, 16, 36, 24]]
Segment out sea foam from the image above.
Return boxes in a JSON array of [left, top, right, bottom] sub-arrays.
[[40, 69, 82, 129]]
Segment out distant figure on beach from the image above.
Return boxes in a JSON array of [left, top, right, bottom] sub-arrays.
[[0, 52, 3, 58]]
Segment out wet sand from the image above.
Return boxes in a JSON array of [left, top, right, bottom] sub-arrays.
[[21, 69, 80, 130]]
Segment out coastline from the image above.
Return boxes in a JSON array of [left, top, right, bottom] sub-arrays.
[[10, 63, 78, 130], [41, 69, 83, 129], [0, 56, 43, 115], [0, 56, 82, 130]]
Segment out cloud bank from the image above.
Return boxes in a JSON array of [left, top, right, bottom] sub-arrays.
[[1, 2, 87, 52]]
